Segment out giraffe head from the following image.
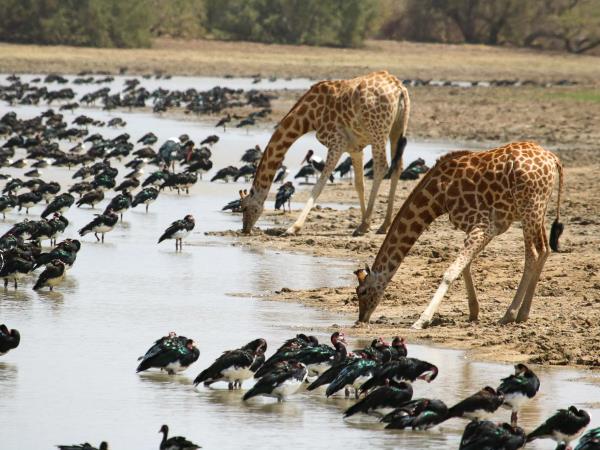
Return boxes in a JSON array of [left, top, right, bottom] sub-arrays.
[[241, 188, 263, 234], [354, 264, 384, 323]]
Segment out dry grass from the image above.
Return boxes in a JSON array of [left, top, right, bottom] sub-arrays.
[[0, 38, 598, 84]]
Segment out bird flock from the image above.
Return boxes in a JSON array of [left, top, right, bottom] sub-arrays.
[[127, 330, 596, 450]]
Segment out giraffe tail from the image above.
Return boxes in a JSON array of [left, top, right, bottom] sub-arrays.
[[549, 158, 564, 252], [389, 87, 410, 173]]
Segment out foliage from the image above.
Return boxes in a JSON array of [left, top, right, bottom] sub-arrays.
[[0, 0, 598, 53], [0, 0, 153, 48], [378, 0, 600, 54], [203, 0, 378, 47]]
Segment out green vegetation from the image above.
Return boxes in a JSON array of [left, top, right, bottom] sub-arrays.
[[546, 90, 600, 103], [0, 0, 598, 52]]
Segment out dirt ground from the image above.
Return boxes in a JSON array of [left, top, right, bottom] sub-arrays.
[[210, 159, 600, 368]]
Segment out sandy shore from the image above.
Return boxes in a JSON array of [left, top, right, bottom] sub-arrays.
[[210, 158, 600, 368]]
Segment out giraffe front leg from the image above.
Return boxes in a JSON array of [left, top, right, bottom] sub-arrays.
[[412, 227, 493, 329], [377, 136, 407, 235], [285, 148, 341, 235]]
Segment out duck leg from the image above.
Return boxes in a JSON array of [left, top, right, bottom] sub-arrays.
[[14, 278, 17, 289], [145, 204, 149, 213], [94, 232, 100, 242], [101, 233, 105, 243], [228, 382, 234, 391], [511, 411, 518, 427]]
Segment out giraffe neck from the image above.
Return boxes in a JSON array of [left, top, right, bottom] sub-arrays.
[[251, 104, 314, 203], [372, 173, 445, 286]]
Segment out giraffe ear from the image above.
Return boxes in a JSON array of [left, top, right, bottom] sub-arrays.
[[354, 267, 369, 285], [364, 264, 371, 275], [239, 190, 247, 199]]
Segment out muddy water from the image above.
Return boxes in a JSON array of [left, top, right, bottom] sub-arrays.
[[1, 76, 598, 449]]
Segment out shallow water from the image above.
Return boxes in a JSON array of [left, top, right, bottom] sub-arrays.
[[1, 75, 598, 449]]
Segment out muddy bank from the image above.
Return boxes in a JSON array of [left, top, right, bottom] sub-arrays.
[[210, 161, 600, 368]]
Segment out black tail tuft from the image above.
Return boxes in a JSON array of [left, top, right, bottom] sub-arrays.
[[549, 219, 564, 252], [389, 136, 407, 173]]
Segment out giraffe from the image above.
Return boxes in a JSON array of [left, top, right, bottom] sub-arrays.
[[241, 70, 410, 236], [354, 142, 564, 329]]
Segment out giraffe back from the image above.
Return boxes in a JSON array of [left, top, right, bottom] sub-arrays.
[[439, 142, 561, 232]]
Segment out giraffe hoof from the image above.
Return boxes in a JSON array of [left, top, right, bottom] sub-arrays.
[[284, 226, 300, 236], [375, 225, 388, 235], [515, 314, 529, 323], [499, 315, 516, 325], [411, 319, 428, 330], [352, 224, 370, 236]]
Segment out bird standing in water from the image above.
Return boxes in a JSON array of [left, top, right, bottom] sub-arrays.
[[275, 182, 295, 213], [158, 214, 195, 251]]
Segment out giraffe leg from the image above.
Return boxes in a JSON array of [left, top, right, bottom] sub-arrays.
[[500, 235, 538, 324], [377, 132, 405, 235], [354, 141, 387, 236], [412, 227, 494, 329], [516, 226, 550, 322], [350, 152, 366, 219], [463, 263, 479, 322], [285, 148, 341, 235]]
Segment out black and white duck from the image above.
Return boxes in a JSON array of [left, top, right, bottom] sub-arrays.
[[200, 135, 219, 146], [103, 193, 131, 221], [137, 132, 157, 146], [497, 363, 540, 426], [114, 177, 139, 193], [78, 210, 118, 242], [222, 190, 247, 213], [34, 239, 81, 270], [243, 361, 307, 402], [32, 258, 66, 291], [38, 181, 61, 203], [274, 181, 294, 213], [76, 190, 104, 208], [210, 166, 238, 183], [41, 193, 74, 218], [254, 332, 345, 379], [158, 214, 195, 250], [359, 356, 438, 393], [131, 187, 159, 213], [0, 194, 17, 218], [334, 156, 353, 179], [137, 332, 200, 375], [158, 425, 201, 450], [193, 338, 267, 390], [17, 191, 42, 214], [1, 253, 34, 288], [273, 165, 289, 183], [527, 406, 590, 448], [344, 380, 413, 419], [574, 427, 600, 450], [459, 420, 526, 450], [0, 324, 20, 355], [57, 442, 108, 450], [382, 398, 449, 430], [301, 149, 334, 182], [442, 386, 505, 422]]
